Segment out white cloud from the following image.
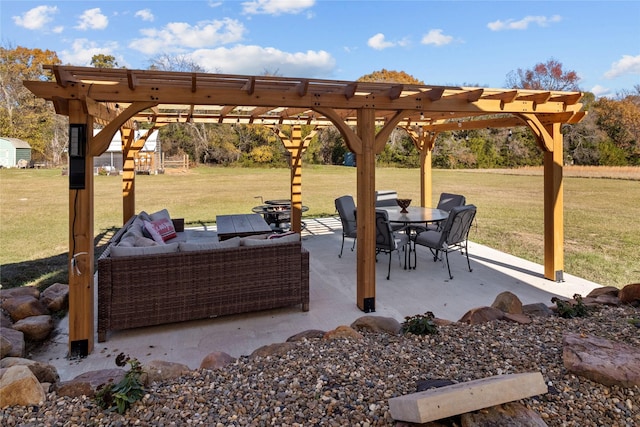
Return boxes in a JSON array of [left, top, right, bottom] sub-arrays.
[[368, 33, 395, 50], [487, 15, 561, 31], [12, 5, 58, 31], [135, 9, 154, 22], [188, 44, 335, 77], [76, 8, 109, 31], [58, 39, 121, 67], [604, 54, 640, 79], [129, 19, 246, 55], [421, 29, 453, 46], [242, 0, 315, 15], [590, 85, 611, 98]]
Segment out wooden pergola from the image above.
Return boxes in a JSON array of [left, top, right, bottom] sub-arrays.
[[25, 66, 585, 356]]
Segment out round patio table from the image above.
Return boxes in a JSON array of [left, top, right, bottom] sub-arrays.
[[379, 206, 449, 269]]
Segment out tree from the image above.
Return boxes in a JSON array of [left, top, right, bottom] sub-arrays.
[[505, 58, 580, 91], [91, 54, 119, 68], [358, 69, 424, 85], [593, 95, 640, 165], [0, 44, 62, 160], [148, 53, 208, 72]]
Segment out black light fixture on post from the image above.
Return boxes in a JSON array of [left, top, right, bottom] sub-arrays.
[[69, 123, 86, 189]]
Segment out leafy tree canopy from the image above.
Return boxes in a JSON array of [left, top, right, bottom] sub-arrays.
[[357, 69, 424, 85], [91, 54, 119, 68], [505, 58, 580, 91]]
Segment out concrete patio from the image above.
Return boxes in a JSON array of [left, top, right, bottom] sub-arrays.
[[32, 217, 602, 382]]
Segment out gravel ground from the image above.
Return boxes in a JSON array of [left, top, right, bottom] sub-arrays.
[[2, 305, 639, 426]]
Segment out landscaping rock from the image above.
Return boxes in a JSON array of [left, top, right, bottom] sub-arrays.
[[0, 310, 13, 328], [57, 368, 126, 398], [491, 291, 523, 314], [12, 315, 54, 341], [250, 342, 297, 358], [200, 351, 236, 370], [619, 283, 640, 305], [458, 307, 504, 324], [322, 325, 364, 340], [351, 315, 402, 335], [0, 357, 59, 384], [0, 365, 46, 409], [522, 302, 554, 317], [0, 336, 12, 359], [460, 402, 548, 426], [563, 333, 640, 387], [286, 329, 326, 342], [39, 283, 69, 312], [0, 327, 24, 358], [586, 286, 619, 298], [1, 295, 48, 322], [503, 313, 532, 324], [0, 287, 39, 301], [142, 360, 190, 385]]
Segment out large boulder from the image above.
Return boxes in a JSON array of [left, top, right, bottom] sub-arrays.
[[491, 291, 523, 314], [0, 336, 12, 359], [586, 286, 619, 298], [40, 283, 69, 312], [286, 329, 326, 342], [351, 315, 402, 335], [0, 287, 40, 301], [522, 303, 554, 317], [12, 315, 54, 341], [458, 307, 505, 324], [1, 295, 48, 322], [619, 283, 640, 305], [460, 402, 548, 426], [142, 360, 190, 385], [323, 325, 364, 341], [0, 365, 46, 408], [250, 342, 297, 358], [563, 333, 640, 387], [0, 357, 59, 384], [0, 328, 24, 358], [57, 368, 126, 398], [200, 351, 236, 370]]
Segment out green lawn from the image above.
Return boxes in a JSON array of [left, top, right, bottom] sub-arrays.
[[1, 166, 638, 290]]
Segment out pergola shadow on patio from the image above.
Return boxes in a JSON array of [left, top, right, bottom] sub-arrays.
[[35, 217, 601, 382]]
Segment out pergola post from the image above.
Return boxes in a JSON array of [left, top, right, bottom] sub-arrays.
[[121, 128, 138, 223], [68, 100, 95, 357], [407, 128, 436, 207], [355, 108, 378, 312], [276, 125, 316, 234], [543, 123, 564, 281]]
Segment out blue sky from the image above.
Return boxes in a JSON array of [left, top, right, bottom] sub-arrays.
[[2, 0, 639, 97]]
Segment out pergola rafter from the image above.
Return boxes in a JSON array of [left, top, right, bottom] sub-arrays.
[[24, 65, 585, 356]]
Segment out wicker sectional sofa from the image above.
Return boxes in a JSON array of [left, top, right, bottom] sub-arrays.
[[97, 211, 309, 342]]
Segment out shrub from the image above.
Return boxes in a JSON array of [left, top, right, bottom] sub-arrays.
[[401, 311, 438, 335], [551, 294, 590, 318], [95, 353, 145, 414]]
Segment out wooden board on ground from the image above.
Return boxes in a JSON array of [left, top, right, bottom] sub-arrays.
[[388, 372, 547, 423]]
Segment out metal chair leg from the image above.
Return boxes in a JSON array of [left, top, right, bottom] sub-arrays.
[[339, 235, 345, 258]]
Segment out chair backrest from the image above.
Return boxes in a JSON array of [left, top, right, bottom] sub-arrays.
[[375, 210, 395, 251], [439, 204, 477, 246], [335, 195, 357, 234], [436, 193, 466, 212]]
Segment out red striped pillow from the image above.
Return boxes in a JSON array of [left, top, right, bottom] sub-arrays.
[[144, 218, 177, 243]]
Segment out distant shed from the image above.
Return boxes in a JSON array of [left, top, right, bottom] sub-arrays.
[[0, 137, 31, 168]]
